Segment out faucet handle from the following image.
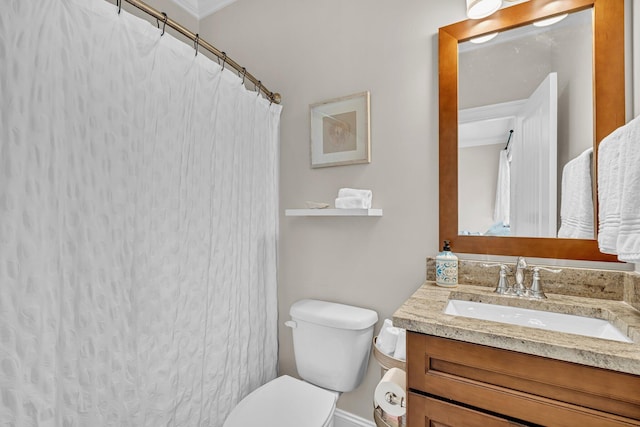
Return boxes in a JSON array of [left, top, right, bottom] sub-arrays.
[[527, 266, 561, 299], [481, 262, 501, 268], [534, 266, 562, 274], [481, 262, 512, 272], [481, 264, 512, 294]]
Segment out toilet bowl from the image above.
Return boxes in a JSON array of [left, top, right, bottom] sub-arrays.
[[222, 299, 378, 427], [222, 375, 337, 427]]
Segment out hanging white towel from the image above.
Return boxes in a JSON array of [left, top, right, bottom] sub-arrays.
[[598, 115, 640, 262], [558, 148, 594, 239], [493, 149, 510, 226], [598, 129, 623, 254], [613, 116, 640, 262]]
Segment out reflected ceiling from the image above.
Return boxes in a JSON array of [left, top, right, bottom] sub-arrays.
[[170, 0, 236, 19]]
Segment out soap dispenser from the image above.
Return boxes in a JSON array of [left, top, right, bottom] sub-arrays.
[[436, 240, 458, 287]]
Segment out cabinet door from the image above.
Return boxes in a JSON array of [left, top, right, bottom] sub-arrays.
[[409, 392, 528, 427], [407, 332, 640, 425]]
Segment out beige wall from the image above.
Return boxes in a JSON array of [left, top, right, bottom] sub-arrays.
[[459, 143, 504, 234], [196, 0, 464, 420]]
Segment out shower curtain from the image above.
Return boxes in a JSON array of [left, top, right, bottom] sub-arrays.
[[0, 0, 281, 425]]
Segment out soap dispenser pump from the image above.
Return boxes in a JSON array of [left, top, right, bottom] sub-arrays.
[[436, 240, 458, 287]]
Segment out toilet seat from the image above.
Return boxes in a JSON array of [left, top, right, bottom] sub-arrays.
[[223, 375, 338, 427]]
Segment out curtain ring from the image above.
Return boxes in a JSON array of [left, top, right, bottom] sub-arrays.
[[240, 67, 247, 84], [194, 34, 200, 56], [221, 52, 227, 71], [269, 92, 274, 106], [117, 0, 122, 14], [159, 13, 167, 36], [256, 81, 262, 96]]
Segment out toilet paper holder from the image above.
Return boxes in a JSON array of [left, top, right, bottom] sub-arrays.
[[385, 391, 406, 408]]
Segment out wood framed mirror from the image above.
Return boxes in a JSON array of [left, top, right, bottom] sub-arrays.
[[439, 0, 625, 261]]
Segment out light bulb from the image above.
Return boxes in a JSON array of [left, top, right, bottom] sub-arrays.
[[466, 0, 502, 19], [469, 32, 499, 44], [533, 13, 569, 27]]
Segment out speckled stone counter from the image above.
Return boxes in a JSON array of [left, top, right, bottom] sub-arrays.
[[393, 282, 640, 375]]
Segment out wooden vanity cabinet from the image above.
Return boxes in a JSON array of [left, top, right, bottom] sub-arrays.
[[407, 332, 640, 427]]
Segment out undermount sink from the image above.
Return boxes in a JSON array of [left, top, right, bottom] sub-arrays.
[[444, 299, 632, 343]]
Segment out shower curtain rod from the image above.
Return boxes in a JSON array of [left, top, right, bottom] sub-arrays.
[[115, 0, 281, 104]]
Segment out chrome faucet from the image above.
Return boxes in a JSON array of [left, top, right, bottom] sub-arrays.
[[483, 257, 561, 299]]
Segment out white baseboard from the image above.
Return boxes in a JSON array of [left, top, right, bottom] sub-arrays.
[[333, 408, 376, 427]]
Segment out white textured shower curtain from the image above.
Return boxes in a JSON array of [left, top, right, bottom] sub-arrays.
[[0, 0, 280, 425]]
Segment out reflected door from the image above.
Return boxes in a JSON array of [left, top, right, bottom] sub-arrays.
[[510, 72, 558, 237]]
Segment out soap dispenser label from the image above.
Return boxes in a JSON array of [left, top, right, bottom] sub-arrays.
[[436, 259, 458, 287], [436, 240, 458, 287]]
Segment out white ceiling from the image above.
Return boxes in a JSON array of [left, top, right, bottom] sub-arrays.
[[171, 0, 527, 22], [170, 0, 237, 19]]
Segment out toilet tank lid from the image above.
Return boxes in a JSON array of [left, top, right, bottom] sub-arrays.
[[290, 299, 378, 330]]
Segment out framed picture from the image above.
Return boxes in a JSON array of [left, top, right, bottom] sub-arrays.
[[310, 91, 371, 168]]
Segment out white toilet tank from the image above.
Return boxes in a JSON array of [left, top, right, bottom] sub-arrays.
[[288, 299, 378, 392]]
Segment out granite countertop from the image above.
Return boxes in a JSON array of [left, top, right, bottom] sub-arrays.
[[393, 282, 640, 376]]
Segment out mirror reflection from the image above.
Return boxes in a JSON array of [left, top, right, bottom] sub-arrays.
[[457, 9, 594, 239]]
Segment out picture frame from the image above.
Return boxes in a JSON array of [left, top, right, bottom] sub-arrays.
[[310, 91, 371, 168]]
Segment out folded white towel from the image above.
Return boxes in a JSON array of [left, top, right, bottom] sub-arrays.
[[335, 196, 371, 209], [598, 115, 640, 262], [338, 188, 372, 205], [558, 148, 594, 239]]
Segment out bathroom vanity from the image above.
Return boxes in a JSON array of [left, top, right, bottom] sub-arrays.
[[393, 281, 640, 427]]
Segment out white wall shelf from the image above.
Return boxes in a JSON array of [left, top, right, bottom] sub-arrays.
[[285, 208, 383, 217]]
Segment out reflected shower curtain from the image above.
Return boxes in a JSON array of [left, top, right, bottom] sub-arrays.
[[0, 0, 280, 425]]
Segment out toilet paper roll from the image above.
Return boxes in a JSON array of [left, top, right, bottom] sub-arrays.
[[374, 367, 406, 417]]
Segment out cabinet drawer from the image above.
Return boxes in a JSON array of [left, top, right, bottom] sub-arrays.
[[407, 332, 640, 426], [409, 392, 529, 427]]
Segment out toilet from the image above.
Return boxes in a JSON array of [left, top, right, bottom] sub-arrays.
[[223, 299, 378, 427]]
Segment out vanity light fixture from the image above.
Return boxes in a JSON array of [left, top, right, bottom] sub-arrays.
[[469, 32, 499, 43], [533, 13, 569, 27], [466, 0, 502, 19]]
